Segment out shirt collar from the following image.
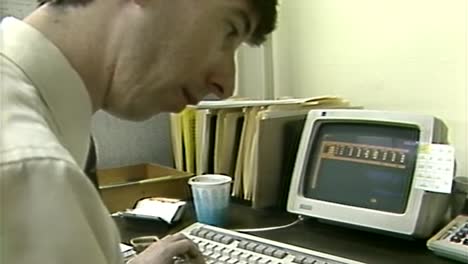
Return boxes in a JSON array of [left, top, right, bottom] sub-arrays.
[[0, 17, 93, 168]]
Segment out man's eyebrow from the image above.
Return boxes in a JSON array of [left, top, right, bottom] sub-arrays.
[[232, 7, 252, 37]]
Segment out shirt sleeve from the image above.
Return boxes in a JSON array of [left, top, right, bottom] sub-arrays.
[[0, 155, 123, 264]]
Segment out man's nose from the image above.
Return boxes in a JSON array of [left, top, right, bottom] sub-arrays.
[[205, 53, 235, 99]]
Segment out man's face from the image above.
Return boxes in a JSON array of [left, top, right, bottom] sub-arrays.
[[104, 0, 258, 120]]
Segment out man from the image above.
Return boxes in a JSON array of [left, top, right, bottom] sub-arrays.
[[0, 0, 277, 263]]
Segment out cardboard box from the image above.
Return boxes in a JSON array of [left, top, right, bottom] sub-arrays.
[[97, 164, 193, 213]]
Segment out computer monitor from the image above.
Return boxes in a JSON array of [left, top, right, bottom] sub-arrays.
[[287, 109, 451, 238]]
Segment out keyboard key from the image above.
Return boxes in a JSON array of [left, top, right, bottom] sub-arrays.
[[463, 239, 468, 246], [205, 231, 217, 240], [190, 228, 201, 236], [214, 245, 224, 254], [240, 253, 252, 262], [220, 255, 231, 262], [227, 259, 239, 264], [272, 249, 287, 259], [293, 255, 306, 263], [222, 248, 234, 256], [213, 234, 225, 243], [247, 255, 261, 264], [205, 243, 216, 252], [246, 242, 259, 252], [231, 250, 243, 259], [263, 247, 276, 256], [238, 240, 250, 249], [303, 258, 316, 264], [197, 229, 208, 238], [198, 241, 208, 250], [221, 236, 235, 244], [450, 236, 462, 243], [254, 244, 268, 254], [258, 258, 271, 264]]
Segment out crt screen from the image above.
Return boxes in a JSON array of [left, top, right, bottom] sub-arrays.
[[303, 122, 419, 213]]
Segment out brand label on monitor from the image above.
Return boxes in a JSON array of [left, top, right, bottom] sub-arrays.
[[299, 204, 313, 211], [414, 144, 455, 193]]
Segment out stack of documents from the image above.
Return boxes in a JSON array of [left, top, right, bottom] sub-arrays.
[[170, 96, 356, 208], [120, 243, 136, 262], [113, 198, 186, 224]]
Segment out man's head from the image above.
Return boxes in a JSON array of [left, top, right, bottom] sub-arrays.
[[36, 0, 278, 120], [38, 0, 276, 45]]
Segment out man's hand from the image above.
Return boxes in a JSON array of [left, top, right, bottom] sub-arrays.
[[129, 234, 205, 264]]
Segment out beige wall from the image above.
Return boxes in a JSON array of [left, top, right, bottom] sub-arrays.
[[267, 0, 467, 176], [235, 43, 275, 100]]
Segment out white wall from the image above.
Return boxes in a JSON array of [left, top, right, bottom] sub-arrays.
[[1, 0, 36, 19], [235, 43, 275, 99], [268, 0, 468, 177]]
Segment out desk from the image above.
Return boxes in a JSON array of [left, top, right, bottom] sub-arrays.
[[114, 202, 457, 264]]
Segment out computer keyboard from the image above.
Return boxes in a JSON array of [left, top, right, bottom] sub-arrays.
[[178, 222, 366, 264]]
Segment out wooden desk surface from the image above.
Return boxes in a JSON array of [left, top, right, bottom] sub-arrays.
[[114, 202, 457, 264]]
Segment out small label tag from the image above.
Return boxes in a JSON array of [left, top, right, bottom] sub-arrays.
[[414, 144, 455, 193]]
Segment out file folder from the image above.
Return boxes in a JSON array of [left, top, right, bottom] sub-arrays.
[[195, 109, 218, 175], [251, 110, 309, 208]]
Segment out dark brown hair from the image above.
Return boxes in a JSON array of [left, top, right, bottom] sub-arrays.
[[247, 0, 278, 45], [37, 0, 278, 45]]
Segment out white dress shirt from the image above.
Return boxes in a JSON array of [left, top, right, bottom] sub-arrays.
[[0, 17, 122, 263]]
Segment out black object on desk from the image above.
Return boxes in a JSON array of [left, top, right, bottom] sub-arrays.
[[114, 202, 458, 264]]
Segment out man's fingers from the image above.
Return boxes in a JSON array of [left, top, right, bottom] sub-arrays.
[[131, 234, 206, 264], [161, 233, 188, 242], [165, 238, 204, 261]]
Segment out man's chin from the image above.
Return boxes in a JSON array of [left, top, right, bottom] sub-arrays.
[[103, 108, 161, 122], [170, 105, 187, 113], [102, 102, 190, 120], [163, 101, 189, 113]]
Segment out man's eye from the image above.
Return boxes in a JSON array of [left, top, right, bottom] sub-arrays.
[[227, 23, 239, 38]]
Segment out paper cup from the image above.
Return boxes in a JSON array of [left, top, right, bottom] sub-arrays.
[[188, 174, 232, 226]]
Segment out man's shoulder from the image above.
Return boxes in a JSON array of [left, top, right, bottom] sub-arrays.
[[0, 143, 78, 170], [1, 54, 71, 166], [1, 109, 73, 165], [0, 52, 31, 83]]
